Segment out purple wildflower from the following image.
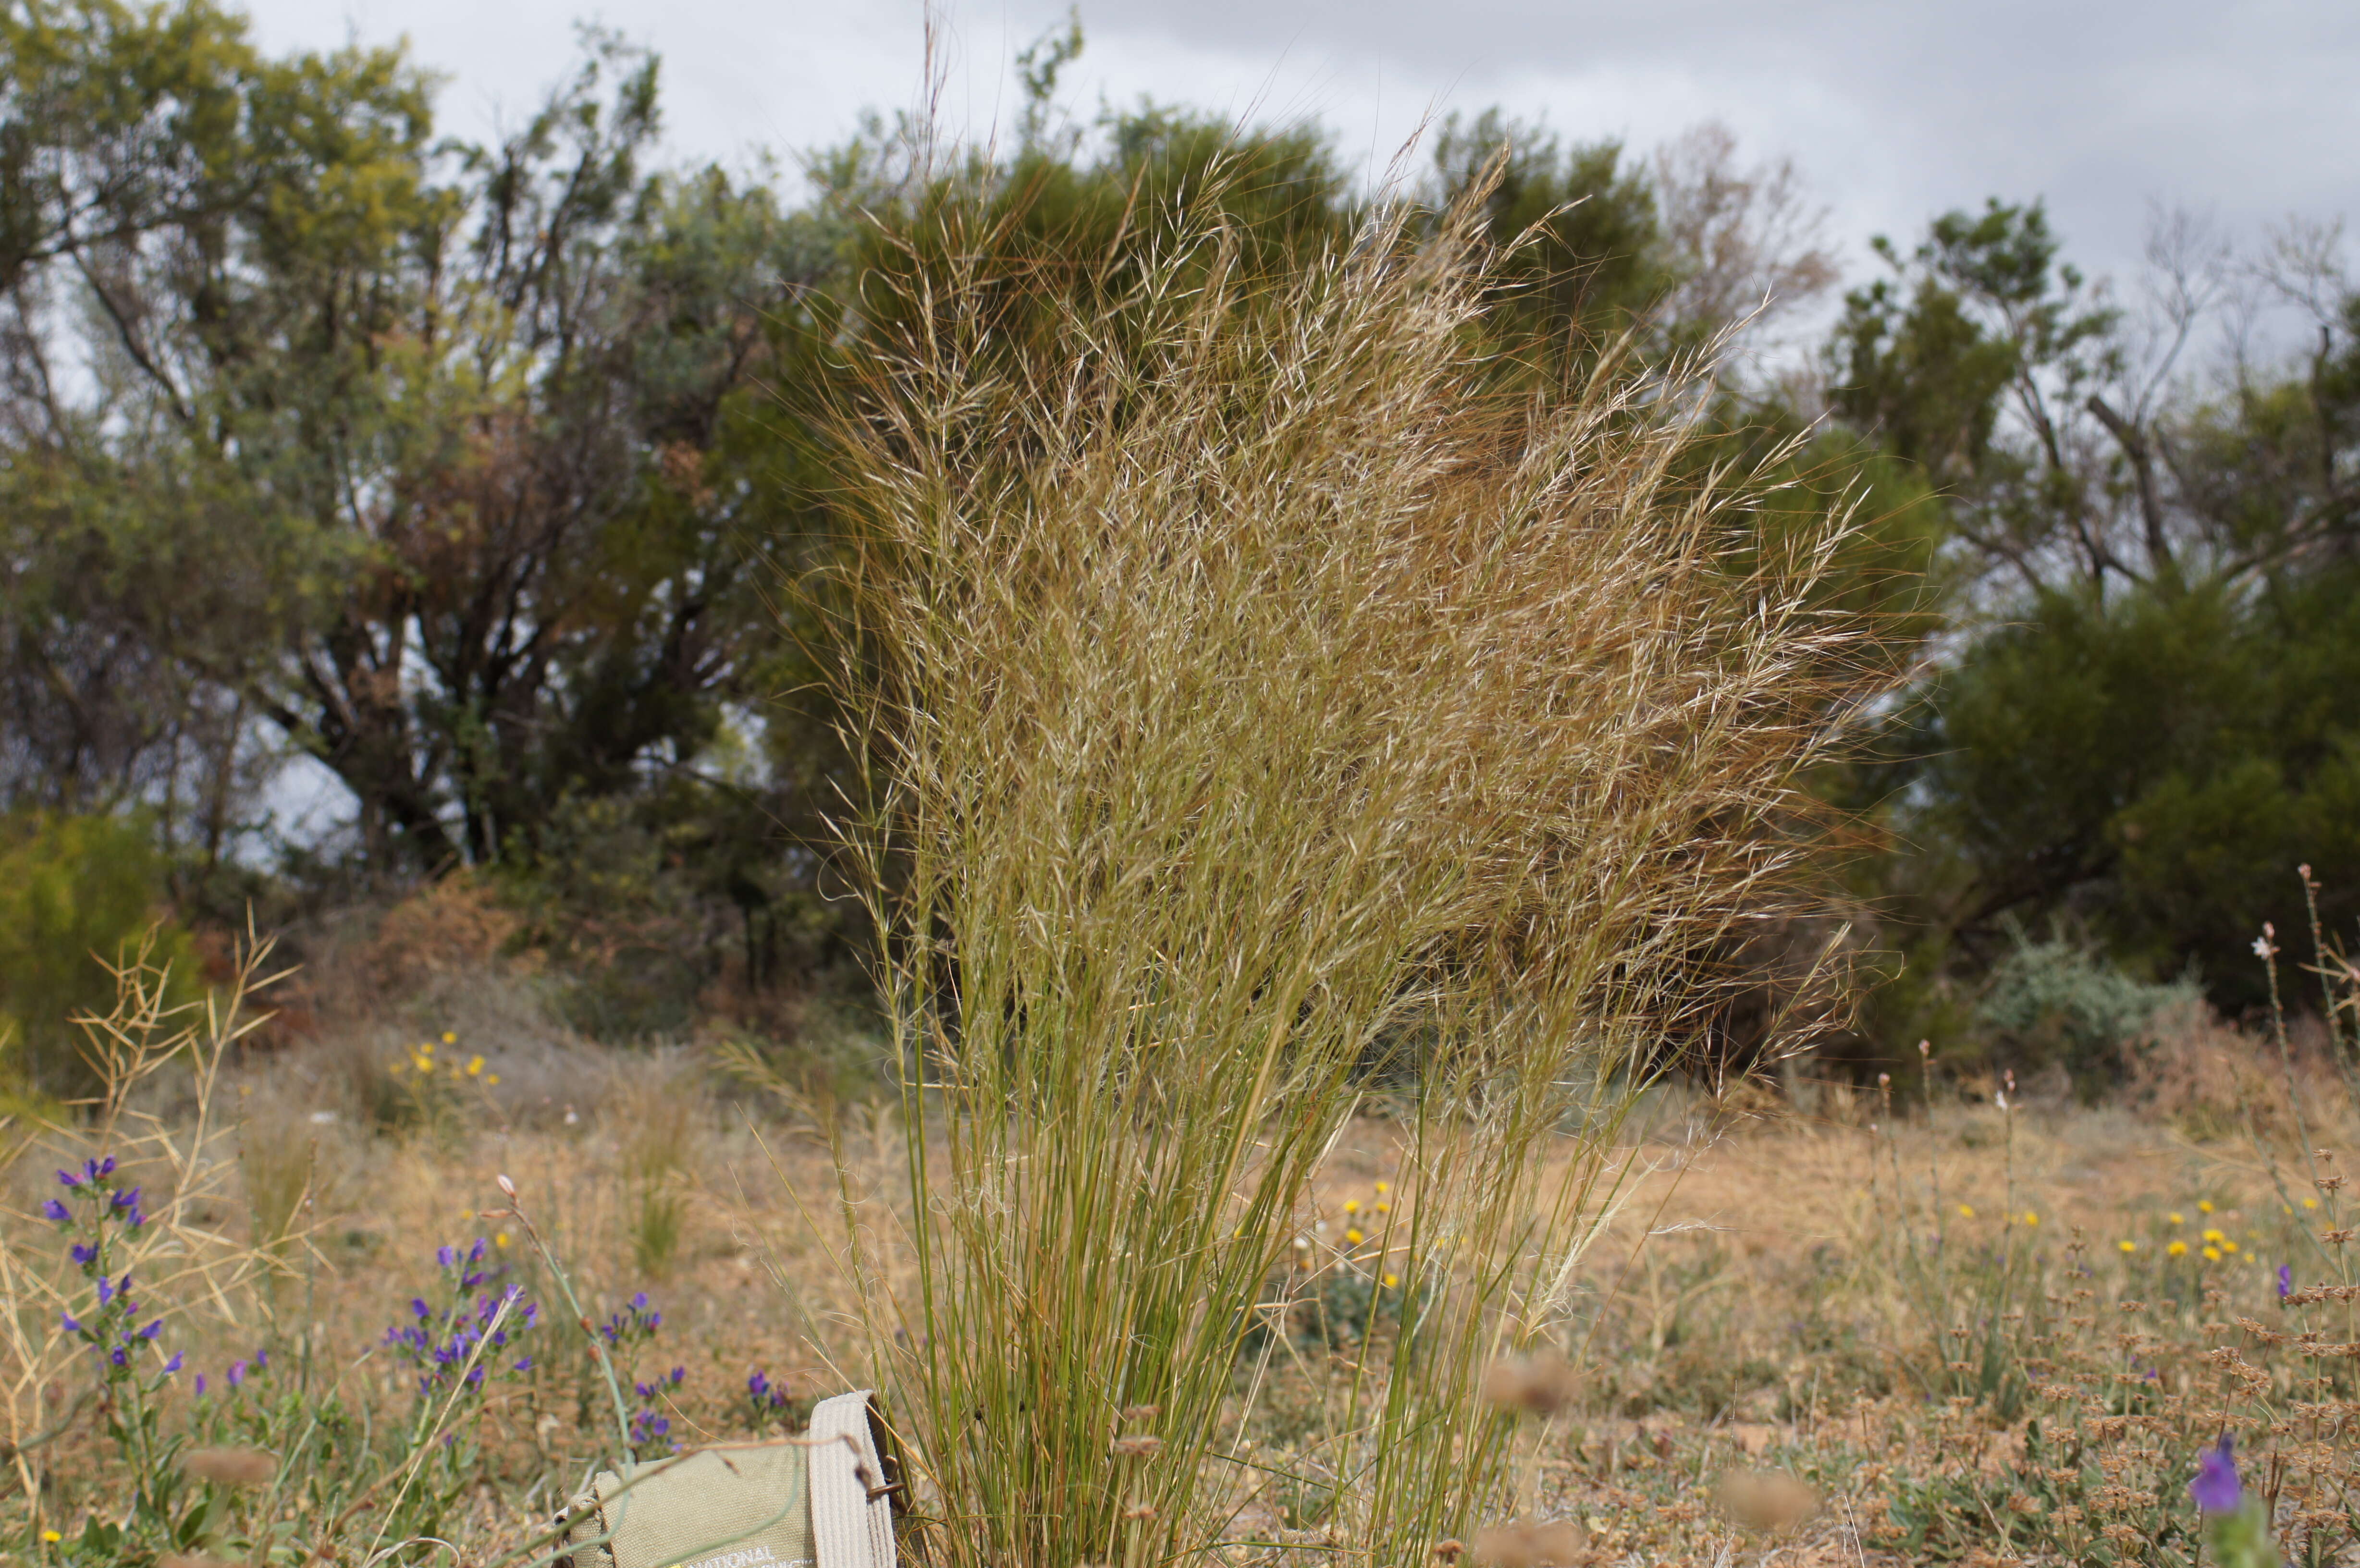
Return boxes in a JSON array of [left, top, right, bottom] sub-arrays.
[[228, 1360, 247, 1387], [42, 1198, 71, 1224], [2277, 1264, 2293, 1300], [109, 1186, 140, 1213], [109, 1348, 127, 1368], [513, 1356, 533, 1372], [162, 1352, 182, 1374], [57, 1168, 81, 1188], [61, 1314, 80, 1334], [136, 1320, 161, 1340], [195, 1373, 208, 1396], [2190, 1433, 2242, 1514], [70, 1242, 95, 1266]]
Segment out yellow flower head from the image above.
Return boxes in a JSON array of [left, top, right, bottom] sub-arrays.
[[1382, 1272, 1400, 1289], [1376, 1201, 1391, 1214], [2167, 1240, 2188, 1257], [2168, 1212, 2184, 1225], [486, 1073, 501, 1087], [442, 1031, 456, 1045], [466, 1054, 484, 1076], [1957, 1204, 1975, 1219], [2220, 1239, 2238, 1254], [2198, 1200, 2215, 1213], [2203, 1246, 2222, 1261], [2304, 1197, 2319, 1210], [1343, 1200, 1360, 1215], [495, 1232, 512, 1249], [42, 1531, 61, 1544], [1375, 1181, 1391, 1196], [2020, 1211, 2039, 1226], [419, 1039, 434, 1054], [1345, 1228, 1365, 1246], [2201, 1227, 2225, 1243], [2118, 1239, 2136, 1253]]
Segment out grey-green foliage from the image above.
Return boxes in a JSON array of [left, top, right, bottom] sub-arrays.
[[1975, 935, 2197, 1090]]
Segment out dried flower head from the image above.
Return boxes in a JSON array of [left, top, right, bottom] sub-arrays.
[[1109, 1435, 1162, 1458], [183, 1447, 277, 1488], [1472, 1518, 1586, 1568], [1715, 1469, 1819, 1531], [1480, 1351, 1582, 1417]]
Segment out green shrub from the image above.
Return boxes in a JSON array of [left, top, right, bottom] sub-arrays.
[[0, 811, 191, 1098], [1975, 934, 2195, 1097]]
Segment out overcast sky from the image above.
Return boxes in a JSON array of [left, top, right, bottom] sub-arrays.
[[242, 0, 2356, 328]]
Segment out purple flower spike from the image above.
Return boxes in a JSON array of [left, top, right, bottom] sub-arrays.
[[70, 1243, 95, 1266], [631, 1292, 648, 1311], [228, 1360, 247, 1387], [195, 1373, 208, 1396], [110, 1186, 140, 1212], [96, 1276, 115, 1308], [163, 1352, 183, 1374], [437, 1245, 456, 1268], [94, 1156, 116, 1178], [2190, 1433, 2242, 1514], [748, 1371, 768, 1396], [57, 1168, 81, 1188], [41, 1199, 69, 1223], [137, 1320, 161, 1340], [2277, 1264, 2293, 1300], [109, 1348, 128, 1368], [514, 1356, 533, 1372], [254, 1348, 268, 1369], [124, 1206, 146, 1228], [61, 1314, 81, 1334]]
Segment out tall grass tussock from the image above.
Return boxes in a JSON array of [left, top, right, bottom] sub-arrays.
[[811, 147, 1886, 1567]]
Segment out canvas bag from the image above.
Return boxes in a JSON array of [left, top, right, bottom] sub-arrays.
[[559, 1390, 899, 1568]]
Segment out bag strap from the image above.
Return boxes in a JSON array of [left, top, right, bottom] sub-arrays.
[[807, 1390, 897, 1568]]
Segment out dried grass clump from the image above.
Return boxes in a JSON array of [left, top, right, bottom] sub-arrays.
[[817, 147, 1884, 1568]]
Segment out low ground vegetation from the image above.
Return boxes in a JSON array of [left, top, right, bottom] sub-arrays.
[[5, 942, 2356, 1566]]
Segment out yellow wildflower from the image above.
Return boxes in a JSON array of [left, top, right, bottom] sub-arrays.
[[495, 1232, 512, 1249], [466, 1055, 484, 1076], [1345, 1228, 1365, 1246], [2304, 1197, 2319, 1210], [42, 1531, 61, 1544], [2203, 1246, 2222, 1262], [2198, 1200, 2214, 1213], [1957, 1204, 1974, 1219], [1343, 1200, 1360, 1215], [2168, 1212, 2184, 1225], [2220, 1239, 2238, 1254], [1375, 1181, 1391, 1195], [442, 1031, 456, 1044], [486, 1073, 500, 1087], [2167, 1240, 2188, 1257], [2021, 1211, 2039, 1226], [2118, 1240, 2136, 1254], [1376, 1201, 1391, 1214], [2201, 1227, 2225, 1243]]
